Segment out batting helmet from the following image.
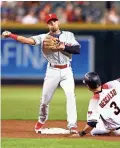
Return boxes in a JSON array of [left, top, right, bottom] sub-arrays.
[[83, 72, 101, 89]]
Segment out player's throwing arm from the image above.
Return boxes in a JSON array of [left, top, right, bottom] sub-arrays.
[[2, 30, 36, 45]]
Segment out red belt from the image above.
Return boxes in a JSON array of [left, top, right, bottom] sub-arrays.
[[50, 64, 68, 69]]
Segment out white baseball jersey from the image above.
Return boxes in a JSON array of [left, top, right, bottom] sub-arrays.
[[87, 79, 120, 129], [30, 31, 79, 65]]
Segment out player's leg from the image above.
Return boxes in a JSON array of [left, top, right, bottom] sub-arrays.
[[91, 119, 110, 136], [35, 68, 60, 131], [60, 67, 77, 130]]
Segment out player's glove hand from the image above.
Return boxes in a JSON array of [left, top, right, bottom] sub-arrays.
[[57, 42, 65, 51], [2, 30, 11, 38], [43, 35, 64, 51]]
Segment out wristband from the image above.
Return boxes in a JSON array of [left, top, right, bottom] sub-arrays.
[[78, 131, 86, 137], [9, 33, 18, 40]]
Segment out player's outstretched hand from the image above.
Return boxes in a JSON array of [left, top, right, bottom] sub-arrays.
[[2, 30, 11, 38], [70, 131, 86, 138]]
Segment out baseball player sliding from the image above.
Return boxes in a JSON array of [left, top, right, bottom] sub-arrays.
[[76, 72, 120, 137], [2, 13, 80, 134]]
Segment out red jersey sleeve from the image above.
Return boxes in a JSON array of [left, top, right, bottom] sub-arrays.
[[103, 80, 120, 89]]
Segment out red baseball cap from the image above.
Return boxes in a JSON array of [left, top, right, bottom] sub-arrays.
[[46, 13, 58, 23]]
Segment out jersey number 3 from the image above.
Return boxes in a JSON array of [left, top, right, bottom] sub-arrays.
[[110, 101, 120, 115]]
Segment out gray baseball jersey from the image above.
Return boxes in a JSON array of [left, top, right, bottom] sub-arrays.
[[32, 31, 78, 129], [30, 31, 79, 64]]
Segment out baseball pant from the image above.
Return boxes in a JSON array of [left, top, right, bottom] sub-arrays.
[[91, 118, 120, 136], [38, 65, 77, 128]]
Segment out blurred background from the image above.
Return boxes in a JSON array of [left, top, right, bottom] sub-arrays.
[[1, 1, 120, 85], [1, 1, 120, 129], [1, 1, 120, 24]]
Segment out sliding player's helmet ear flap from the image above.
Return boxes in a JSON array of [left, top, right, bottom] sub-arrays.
[[83, 72, 101, 89]]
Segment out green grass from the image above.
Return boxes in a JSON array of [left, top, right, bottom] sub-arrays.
[[1, 86, 92, 120], [2, 138, 120, 148], [2, 86, 120, 148]]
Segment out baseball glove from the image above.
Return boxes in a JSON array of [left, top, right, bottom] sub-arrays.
[[43, 35, 60, 50]]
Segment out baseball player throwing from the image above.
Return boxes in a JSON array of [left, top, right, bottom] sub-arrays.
[[77, 72, 120, 137], [2, 13, 80, 133]]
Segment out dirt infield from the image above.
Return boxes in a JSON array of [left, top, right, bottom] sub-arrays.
[[1, 120, 120, 141]]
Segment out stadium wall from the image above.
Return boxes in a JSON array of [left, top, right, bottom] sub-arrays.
[[1, 23, 120, 84]]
